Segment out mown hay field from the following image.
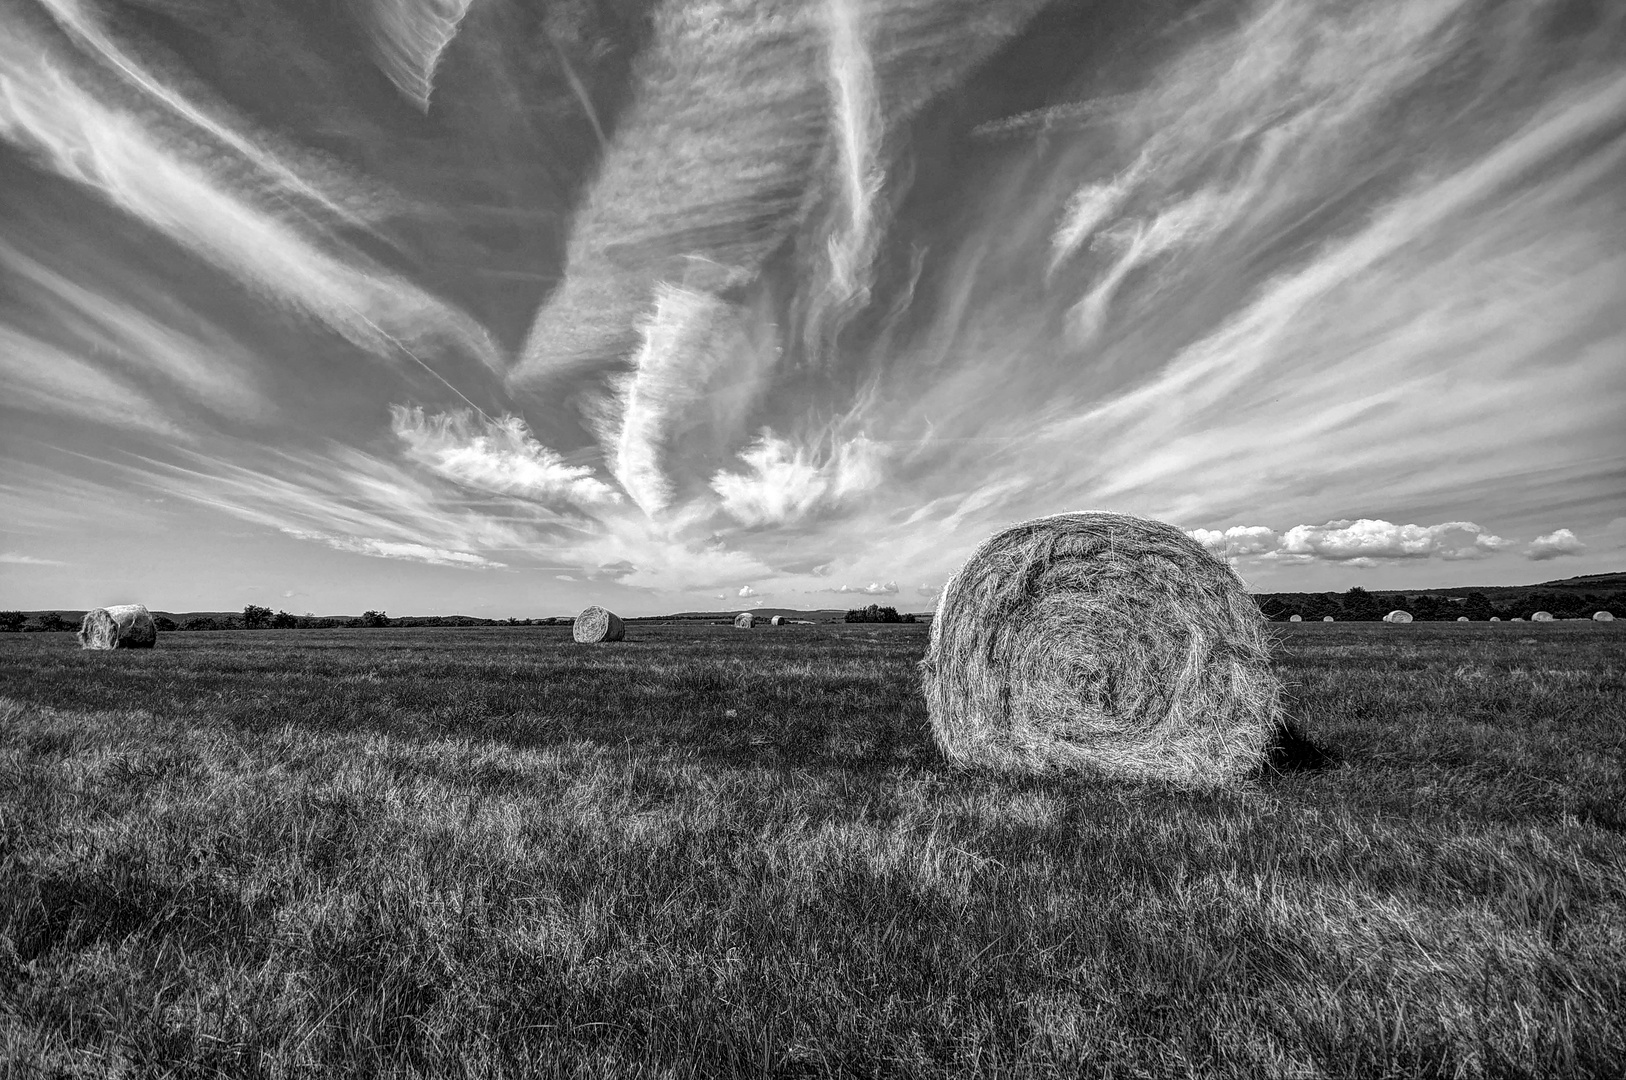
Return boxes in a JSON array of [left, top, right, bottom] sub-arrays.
[[2, 621, 1623, 1078]]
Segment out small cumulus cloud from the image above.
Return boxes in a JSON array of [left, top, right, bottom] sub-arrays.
[[1276, 520, 1514, 562], [1186, 525, 1279, 559], [1190, 519, 1516, 563], [827, 580, 898, 595], [1525, 528, 1586, 561], [738, 584, 758, 597]]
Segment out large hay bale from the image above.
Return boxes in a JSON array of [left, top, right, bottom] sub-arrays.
[[572, 605, 624, 643], [1594, 610, 1615, 622], [1288, 614, 1302, 623], [919, 511, 1280, 787], [1383, 610, 1413, 623], [77, 604, 157, 650], [769, 615, 785, 626], [734, 612, 755, 629], [1531, 611, 1555, 622]]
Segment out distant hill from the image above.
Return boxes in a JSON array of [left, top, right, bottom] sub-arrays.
[[3, 572, 1615, 630]]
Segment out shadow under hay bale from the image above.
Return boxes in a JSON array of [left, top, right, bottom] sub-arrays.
[[572, 606, 625, 643], [77, 604, 157, 650], [1263, 719, 1335, 775], [920, 511, 1280, 788]]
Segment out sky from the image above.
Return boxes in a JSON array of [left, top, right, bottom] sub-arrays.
[[1, 0, 1623, 617]]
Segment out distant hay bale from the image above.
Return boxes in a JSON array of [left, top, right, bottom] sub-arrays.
[[734, 612, 755, 629], [1595, 611, 1616, 622], [572, 606, 624, 643], [1288, 614, 1302, 623], [1511, 616, 1525, 622], [1382, 610, 1413, 623], [1322, 616, 1335, 622], [1490, 617, 1501, 622], [77, 604, 157, 650], [919, 511, 1280, 788], [1531, 611, 1555, 622], [1456, 616, 1470, 622], [769, 615, 785, 626]]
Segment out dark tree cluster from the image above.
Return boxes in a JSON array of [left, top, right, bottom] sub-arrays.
[[1260, 586, 1621, 621], [844, 604, 915, 624]]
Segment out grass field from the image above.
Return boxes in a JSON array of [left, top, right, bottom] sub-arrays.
[[2, 622, 1623, 1078]]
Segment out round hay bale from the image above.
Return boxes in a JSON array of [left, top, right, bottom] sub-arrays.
[[1288, 614, 1302, 623], [1594, 610, 1615, 622], [1531, 611, 1555, 622], [769, 615, 785, 626], [77, 604, 157, 650], [1489, 616, 1501, 622], [733, 612, 755, 629], [1511, 616, 1525, 622], [1456, 616, 1470, 622], [1322, 616, 1335, 622], [919, 511, 1280, 788], [1382, 610, 1413, 623], [572, 605, 625, 643]]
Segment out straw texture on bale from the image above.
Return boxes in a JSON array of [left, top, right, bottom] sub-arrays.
[[1383, 610, 1413, 623], [77, 604, 157, 650], [1531, 611, 1555, 622], [572, 606, 625, 643], [1288, 614, 1302, 622], [1594, 611, 1615, 622], [769, 615, 785, 626], [733, 612, 755, 629], [919, 511, 1280, 788]]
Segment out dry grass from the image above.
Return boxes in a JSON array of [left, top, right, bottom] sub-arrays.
[[1, 621, 1623, 1078], [921, 512, 1280, 787]]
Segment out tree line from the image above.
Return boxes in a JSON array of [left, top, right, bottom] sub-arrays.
[[1256, 587, 1620, 621]]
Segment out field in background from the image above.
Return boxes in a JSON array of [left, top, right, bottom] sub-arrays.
[[2, 622, 1623, 1078]]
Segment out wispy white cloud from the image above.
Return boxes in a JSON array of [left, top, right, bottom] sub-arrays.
[[0, 552, 67, 566], [2, 243, 267, 422], [283, 530, 504, 569], [0, 326, 185, 438], [1526, 528, 1586, 562], [511, 0, 1048, 386], [358, 0, 478, 112], [391, 407, 620, 506], [0, 21, 500, 373], [606, 284, 767, 517], [711, 432, 885, 526]]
